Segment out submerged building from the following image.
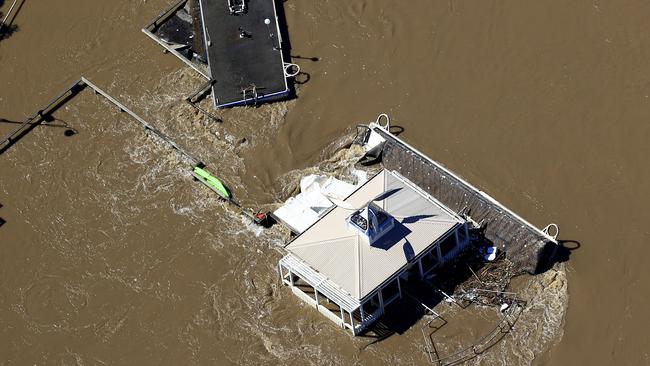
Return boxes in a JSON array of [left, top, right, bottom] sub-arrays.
[[277, 118, 560, 335], [278, 169, 471, 335]]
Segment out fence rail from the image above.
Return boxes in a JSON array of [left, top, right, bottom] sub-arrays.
[[0, 0, 19, 30], [424, 300, 525, 365], [1, 77, 202, 166], [141, 0, 211, 79], [1, 79, 84, 153]]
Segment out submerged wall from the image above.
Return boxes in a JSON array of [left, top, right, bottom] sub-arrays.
[[374, 127, 556, 274]]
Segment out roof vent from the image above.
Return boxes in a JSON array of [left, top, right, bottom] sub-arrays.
[[346, 202, 395, 244]]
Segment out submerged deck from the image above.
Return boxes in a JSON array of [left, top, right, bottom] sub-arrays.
[[198, 0, 288, 107]]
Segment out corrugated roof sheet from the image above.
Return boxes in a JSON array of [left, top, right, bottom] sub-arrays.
[[286, 170, 464, 301]]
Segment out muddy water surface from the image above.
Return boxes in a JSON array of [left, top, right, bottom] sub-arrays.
[[1, 0, 649, 365]]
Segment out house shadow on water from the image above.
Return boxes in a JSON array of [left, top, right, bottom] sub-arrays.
[[358, 227, 578, 352], [359, 242, 489, 346], [534, 239, 580, 274]]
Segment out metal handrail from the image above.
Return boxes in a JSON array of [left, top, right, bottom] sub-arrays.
[[1, 79, 84, 151], [141, 28, 211, 80], [80, 77, 201, 165], [0, 0, 19, 30], [1, 77, 202, 165], [242, 85, 258, 105], [141, 0, 211, 80], [143, 0, 188, 31], [426, 299, 525, 365], [283, 62, 300, 77]]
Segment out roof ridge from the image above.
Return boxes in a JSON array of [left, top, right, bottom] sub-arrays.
[[288, 234, 358, 249]]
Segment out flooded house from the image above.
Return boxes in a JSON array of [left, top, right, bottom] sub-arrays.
[[278, 169, 471, 335], [275, 116, 560, 336]]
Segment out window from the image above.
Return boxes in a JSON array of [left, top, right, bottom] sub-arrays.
[[421, 249, 439, 272], [458, 224, 467, 243], [382, 278, 400, 304], [439, 233, 456, 258]]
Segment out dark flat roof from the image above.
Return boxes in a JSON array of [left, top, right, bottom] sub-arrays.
[[198, 0, 288, 107]]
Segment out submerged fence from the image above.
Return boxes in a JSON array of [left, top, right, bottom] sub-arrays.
[[0, 76, 269, 224], [1, 77, 201, 165], [424, 300, 525, 365], [1, 79, 82, 154], [141, 0, 210, 79]]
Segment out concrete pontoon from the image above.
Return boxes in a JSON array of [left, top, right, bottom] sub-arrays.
[[198, 0, 292, 107], [278, 170, 471, 335]]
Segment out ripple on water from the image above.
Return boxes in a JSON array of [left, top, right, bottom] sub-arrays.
[[22, 276, 89, 327]]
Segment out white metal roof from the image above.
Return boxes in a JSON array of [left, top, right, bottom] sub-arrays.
[[285, 170, 464, 302]]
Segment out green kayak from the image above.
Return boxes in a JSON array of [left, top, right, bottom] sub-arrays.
[[192, 166, 231, 200]]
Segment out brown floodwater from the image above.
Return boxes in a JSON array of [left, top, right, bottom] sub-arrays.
[[1, 0, 649, 365]]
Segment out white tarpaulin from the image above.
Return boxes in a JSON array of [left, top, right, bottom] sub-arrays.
[[274, 174, 362, 234]]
